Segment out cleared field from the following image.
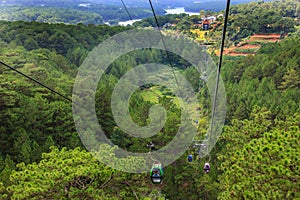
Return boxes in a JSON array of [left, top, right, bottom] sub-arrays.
[[138, 85, 181, 106], [190, 29, 209, 42], [138, 85, 203, 128], [139, 86, 162, 103], [222, 33, 285, 57]]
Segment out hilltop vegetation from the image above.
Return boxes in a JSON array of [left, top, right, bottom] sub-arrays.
[[135, 0, 299, 48], [227, 0, 299, 41], [0, 6, 104, 25], [0, 3, 165, 24], [223, 37, 300, 120]]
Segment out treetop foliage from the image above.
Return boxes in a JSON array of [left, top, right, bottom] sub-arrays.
[[0, 1, 299, 198]]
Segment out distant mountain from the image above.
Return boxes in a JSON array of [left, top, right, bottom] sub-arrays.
[[0, 0, 82, 7], [0, 0, 273, 23], [0, 6, 104, 25], [79, 0, 273, 11], [0, 0, 165, 22], [1, 0, 271, 11], [183, 0, 273, 12]]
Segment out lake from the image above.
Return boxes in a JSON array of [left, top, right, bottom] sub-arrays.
[[164, 7, 200, 16], [118, 19, 142, 26], [118, 7, 200, 26]]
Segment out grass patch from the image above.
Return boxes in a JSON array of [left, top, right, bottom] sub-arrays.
[[233, 48, 258, 53], [138, 85, 203, 129], [139, 86, 161, 103]]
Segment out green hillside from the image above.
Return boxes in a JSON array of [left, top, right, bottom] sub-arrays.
[[0, 6, 104, 25], [0, 4, 165, 24], [0, 0, 299, 199]]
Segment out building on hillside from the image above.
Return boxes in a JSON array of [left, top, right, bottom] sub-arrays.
[[163, 23, 172, 28], [217, 14, 224, 19], [201, 16, 216, 21], [202, 19, 210, 30]]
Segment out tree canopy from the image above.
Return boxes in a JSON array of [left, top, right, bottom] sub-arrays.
[[0, 1, 300, 198]]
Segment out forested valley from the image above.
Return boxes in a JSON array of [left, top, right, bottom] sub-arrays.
[[0, 4, 165, 25], [0, 0, 299, 199]]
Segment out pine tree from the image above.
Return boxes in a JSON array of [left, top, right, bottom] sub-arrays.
[[279, 67, 300, 90]]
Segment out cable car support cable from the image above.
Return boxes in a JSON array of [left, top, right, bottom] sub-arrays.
[[0, 61, 96, 116], [148, 0, 181, 89], [120, 0, 134, 23], [190, 0, 231, 170], [0, 61, 72, 103], [208, 0, 231, 143]]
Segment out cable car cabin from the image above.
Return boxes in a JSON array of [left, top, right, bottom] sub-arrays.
[[188, 155, 193, 162], [204, 163, 210, 173], [150, 162, 164, 184]]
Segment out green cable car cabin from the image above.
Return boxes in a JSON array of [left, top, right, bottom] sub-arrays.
[[150, 161, 164, 184]]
